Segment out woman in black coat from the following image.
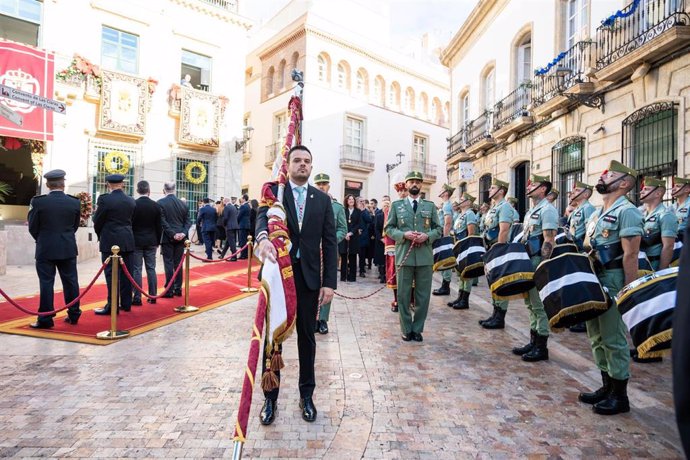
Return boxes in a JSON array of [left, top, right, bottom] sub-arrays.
[[338, 194, 361, 282]]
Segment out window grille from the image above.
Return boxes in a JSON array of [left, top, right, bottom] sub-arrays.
[[176, 157, 210, 224], [90, 141, 138, 205], [552, 137, 584, 214], [479, 174, 492, 206]]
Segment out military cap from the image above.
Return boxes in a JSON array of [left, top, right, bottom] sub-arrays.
[[642, 177, 666, 188], [607, 160, 638, 178], [461, 192, 476, 203], [393, 181, 406, 192], [405, 171, 423, 182], [105, 174, 125, 183], [674, 176, 690, 185], [507, 196, 518, 205], [530, 174, 551, 184], [439, 183, 455, 197], [43, 169, 66, 180], [452, 201, 461, 207], [492, 178, 509, 189], [574, 180, 593, 191], [313, 173, 330, 184]]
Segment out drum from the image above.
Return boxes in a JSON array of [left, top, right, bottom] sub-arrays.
[[616, 267, 677, 359], [509, 223, 524, 244], [638, 251, 654, 277], [534, 252, 610, 330], [453, 235, 486, 279], [549, 242, 579, 258], [483, 242, 534, 298], [432, 236, 456, 271]]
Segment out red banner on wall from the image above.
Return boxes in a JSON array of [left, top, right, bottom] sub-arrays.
[[0, 40, 54, 141]]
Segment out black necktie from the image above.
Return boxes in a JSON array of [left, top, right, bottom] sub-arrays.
[[413, 200, 418, 213]]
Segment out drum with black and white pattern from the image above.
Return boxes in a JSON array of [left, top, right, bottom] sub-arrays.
[[432, 236, 456, 271], [483, 242, 534, 298], [453, 235, 486, 279]]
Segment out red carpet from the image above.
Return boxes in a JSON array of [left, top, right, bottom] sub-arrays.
[[0, 259, 260, 345]]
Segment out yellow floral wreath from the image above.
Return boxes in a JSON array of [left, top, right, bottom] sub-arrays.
[[103, 151, 130, 175], [184, 161, 207, 184]]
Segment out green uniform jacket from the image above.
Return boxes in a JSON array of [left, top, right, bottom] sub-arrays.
[[642, 203, 678, 258], [332, 200, 347, 243], [385, 197, 442, 266], [675, 197, 690, 235], [569, 200, 596, 241]]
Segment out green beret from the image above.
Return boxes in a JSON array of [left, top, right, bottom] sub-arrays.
[[530, 174, 551, 184], [313, 173, 330, 184], [461, 192, 476, 203], [439, 183, 455, 197], [405, 171, 423, 182], [574, 180, 593, 191], [643, 177, 666, 188], [674, 177, 690, 185], [607, 160, 638, 178], [492, 178, 509, 189]]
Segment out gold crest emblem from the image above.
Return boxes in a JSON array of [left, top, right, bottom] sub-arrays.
[[602, 229, 609, 238]]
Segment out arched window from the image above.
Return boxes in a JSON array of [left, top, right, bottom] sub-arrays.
[[404, 87, 415, 113], [419, 92, 429, 119], [317, 52, 331, 83], [336, 61, 350, 91], [431, 97, 442, 124], [443, 101, 450, 126], [513, 30, 532, 86], [389, 81, 401, 110], [374, 75, 385, 106], [277, 59, 286, 90], [355, 68, 368, 97], [290, 52, 299, 73], [266, 66, 275, 96], [482, 67, 495, 110], [458, 89, 470, 129], [552, 137, 584, 213]]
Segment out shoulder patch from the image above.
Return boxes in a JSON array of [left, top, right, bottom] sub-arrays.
[[603, 215, 617, 223]]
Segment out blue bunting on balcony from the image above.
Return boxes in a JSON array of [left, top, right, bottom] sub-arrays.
[[534, 52, 567, 76], [600, 0, 641, 27]]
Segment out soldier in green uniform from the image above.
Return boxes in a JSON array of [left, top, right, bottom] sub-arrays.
[[313, 173, 348, 334], [433, 184, 455, 296], [447, 192, 478, 310], [512, 174, 558, 362], [640, 178, 678, 271], [672, 176, 690, 239], [579, 160, 643, 415], [385, 171, 442, 342], [567, 180, 596, 333], [478, 178, 514, 329]]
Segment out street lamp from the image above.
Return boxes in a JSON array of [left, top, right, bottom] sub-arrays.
[[235, 126, 254, 153], [386, 152, 405, 195]]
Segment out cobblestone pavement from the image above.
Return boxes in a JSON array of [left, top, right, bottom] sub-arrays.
[[0, 259, 683, 459]]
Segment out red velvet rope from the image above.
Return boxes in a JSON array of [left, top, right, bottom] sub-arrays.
[[0, 258, 110, 316], [188, 243, 249, 262], [119, 255, 185, 299]]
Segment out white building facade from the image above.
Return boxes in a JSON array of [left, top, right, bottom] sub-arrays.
[[443, 0, 690, 218], [241, 0, 450, 202]]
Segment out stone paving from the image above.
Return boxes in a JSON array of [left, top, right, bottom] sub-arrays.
[[0, 257, 684, 459]]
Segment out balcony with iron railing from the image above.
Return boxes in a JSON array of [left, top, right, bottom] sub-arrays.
[[492, 83, 534, 140], [407, 160, 437, 183], [265, 142, 280, 168], [532, 40, 596, 117], [339, 145, 375, 172], [198, 0, 238, 12], [464, 110, 496, 156], [595, 0, 690, 81], [446, 128, 469, 164]]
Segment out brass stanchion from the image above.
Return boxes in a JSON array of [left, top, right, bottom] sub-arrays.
[[175, 240, 199, 313], [241, 235, 259, 293], [97, 245, 130, 340]]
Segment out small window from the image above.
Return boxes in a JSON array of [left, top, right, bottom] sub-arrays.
[[273, 112, 288, 142], [356, 70, 366, 96], [374, 76, 385, 106], [462, 93, 470, 126], [181, 49, 212, 91], [345, 116, 364, 148], [516, 36, 532, 85], [277, 60, 286, 90], [389, 82, 401, 109], [565, 0, 588, 49], [405, 87, 415, 113], [0, 0, 41, 46], [479, 174, 492, 206], [101, 26, 139, 74], [337, 63, 346, 89], [317, 55, 328, 82], [483, 69, 495, 110], [419, 92, 429, 119], [413, 135, 427, 163], [552, 137, 585, 213]]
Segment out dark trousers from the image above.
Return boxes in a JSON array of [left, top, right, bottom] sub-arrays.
[[131, 246, 157, 302], [35, 257, 80, 323], [202, 231, 215, 259], [358, 246, 367, 274], [102, 251, 133, 309], [161, 242, 184, 293], [220, 229, 237, 258], [262, 262, 319, 400], [340, 253, 357, 281], [239, 228, 249, 258]]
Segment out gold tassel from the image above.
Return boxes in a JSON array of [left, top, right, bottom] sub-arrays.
[[460, 262, 484, 280], [548, 300, 609, 331], [490, 272, 534, 296], [261, 370, 280, 392], [271, 351, 285, 370], [637, 328, 673, 359]]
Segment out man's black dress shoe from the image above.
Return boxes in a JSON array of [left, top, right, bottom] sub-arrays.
[[259, 398, 277, 425], [412, 332, 423, 342], [29, 321, 53, 329], [94, 306, 115, 315], [63, 316, 79, 325], [318, 321, 329, 334], [229, 257, 237, 262], [173, 289, 182, 297], [401, 332, 412, 341], [299, 397, 317, 422], [131, 299, 142, 306], [147, 298, 156, 304], [162, 292, 174, 298]]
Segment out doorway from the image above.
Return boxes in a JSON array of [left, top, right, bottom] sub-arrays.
[[514, 161, 529, 221]]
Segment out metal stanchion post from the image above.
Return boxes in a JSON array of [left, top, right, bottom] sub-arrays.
[[175, 240, 199, 313], [241, 235, 259, 293], [97, 245, 130, 340]]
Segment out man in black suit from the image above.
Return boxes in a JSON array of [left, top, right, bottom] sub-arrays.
[[93, 174, 136, 315], [131, 180, 162, 305], [197, 198, 217, 260], [218, 197, 239, 261], [158, 182, 189, 297], [27, 169, 82, 328], [254, 145, 337, 425], [237, 194, 251, 259], [674, 224, 690, 456]]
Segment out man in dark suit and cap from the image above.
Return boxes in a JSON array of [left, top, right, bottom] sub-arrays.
[[93, 174, 136, 314], [158, 182, 189, 297], [27, 169, 82, 328]]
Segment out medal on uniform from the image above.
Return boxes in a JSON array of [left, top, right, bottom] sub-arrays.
[[602, 229, 609, 238], [425, 217, 430, 228]]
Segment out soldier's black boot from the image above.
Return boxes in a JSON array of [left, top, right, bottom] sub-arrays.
[[447, 290, 462, 308], [453, 291, 470, 310], [482, 307, 506, 329], [522, 334, 549, 362], [578, 371, 611, 405], [432, 280, 450, 295], [512, 329, 536, 355], [478, 304, 497, 325], [593, 377, 630, 415]]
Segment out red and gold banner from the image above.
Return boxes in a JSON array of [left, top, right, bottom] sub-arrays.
[[0, 40, 55, 141]]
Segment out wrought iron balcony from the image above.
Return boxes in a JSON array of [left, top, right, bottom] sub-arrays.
[[466, 110, 493, 147], [532, 40, 595, 107], [265, 142, 280, 168], [199, 0, 238, 12], [339, 145, 375, 172], [493, 83, 533, 136], [407, 160, 437, 183], [446, 128, 469, 162], [595, 0, 690, 81]]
